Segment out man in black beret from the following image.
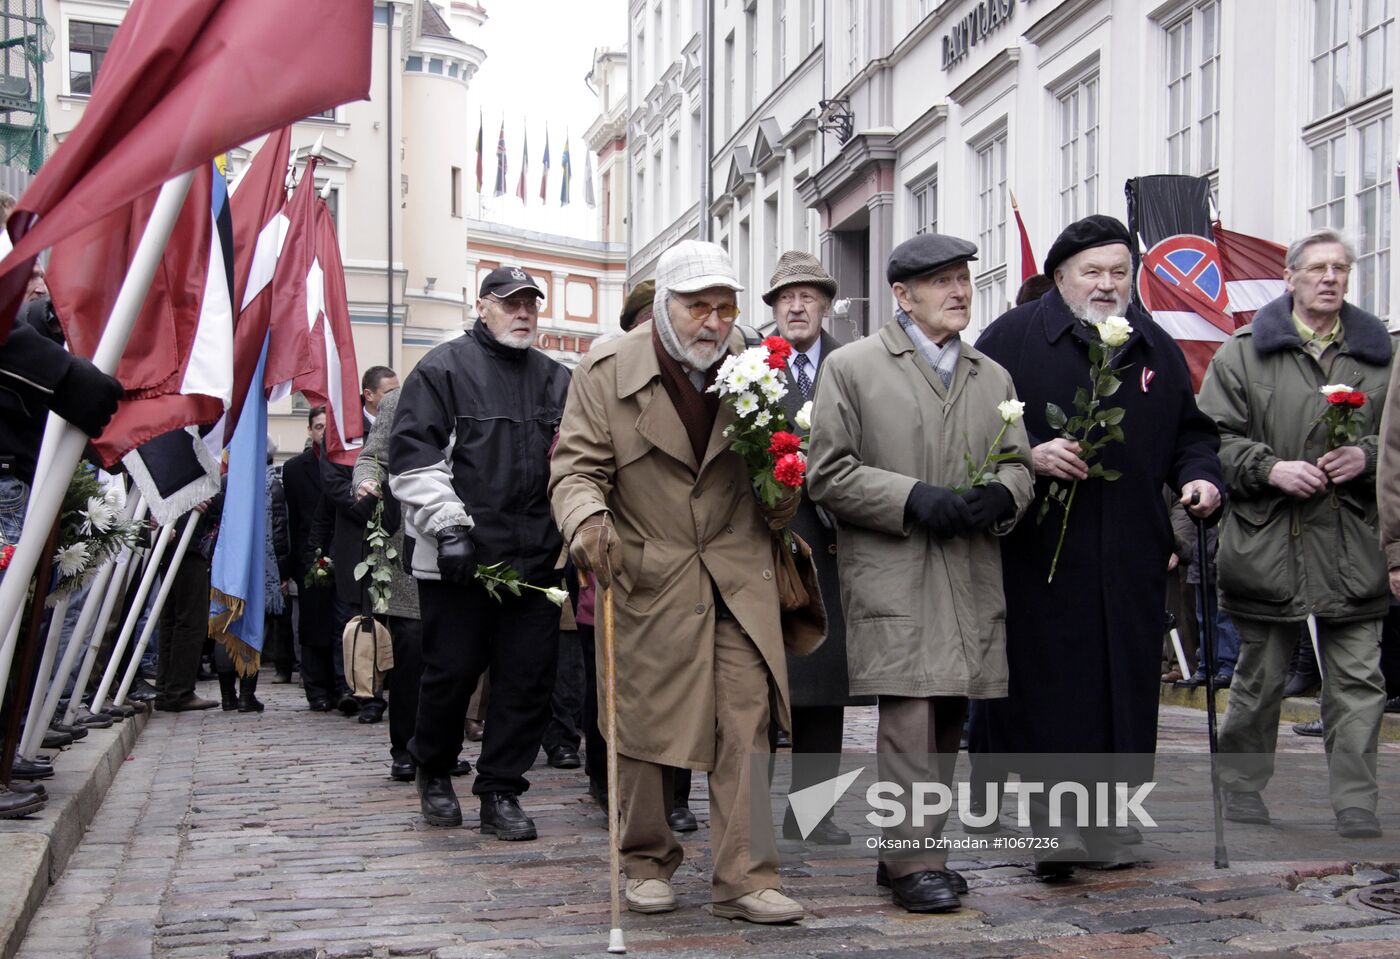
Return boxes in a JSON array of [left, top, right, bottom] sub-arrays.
[[970, 215, 1224, 876]]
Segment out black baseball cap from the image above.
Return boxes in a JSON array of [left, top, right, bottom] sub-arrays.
[[479, 265, 544, 299]]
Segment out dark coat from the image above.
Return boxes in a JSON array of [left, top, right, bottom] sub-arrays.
[[319, 413, 371, 606], [971, 289, 1223, 755], [281, 446, 323, 578], [780, 332, 874, 709]]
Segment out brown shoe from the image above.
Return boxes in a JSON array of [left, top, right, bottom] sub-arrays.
[[161, 694, 220, 712], [712, 888, 803, 924], [1161, 667, 1183, 684], [465, 719, 485, 742]]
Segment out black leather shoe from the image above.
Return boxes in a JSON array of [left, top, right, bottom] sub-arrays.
[[73, 708, 113, 729], [1174, 674, 1207, 688], [337, 694, 360, 716], [127, 678, 159, 703], [1212, 672, 1233, 689], [357, 701, 384, 724], [546, 744, 582, 769], [668, 805, 698, 833], [219, 674, 238, 711], [390, 760, 415, 782], [1282, 673, 1320, 698], [9, 781, 46, 797], [588, 779, 609, 813], [50, 721, 86, 740], [782, 808, 850, 844], [888, 870, 961, 913], [41, 729, 73, 749], [416, 771, 462, 827], [1386, 695, 1400, 714], [11, 757, 54, 781], [1293, 718, 1324, 737], [1224, 790, 1271, 825], [1033, 861, 1076, 881], [0, 786, 45, 819], [774, 729, 792, 749], [876, 862, 967, 895], [480, 792, 537, 840], [1102, 824, 1143, 844], [307, 698, 331, 712], [451, 758, 473, 777], [238, 694, 265, 713], [1336, 807, 1382, 838]]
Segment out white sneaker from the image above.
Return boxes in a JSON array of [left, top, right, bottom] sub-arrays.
[[625, 877, 677, 914], [711, 887, 804, 924]]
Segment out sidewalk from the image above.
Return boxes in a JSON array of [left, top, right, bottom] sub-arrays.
[[9, 682, 1400, 959]]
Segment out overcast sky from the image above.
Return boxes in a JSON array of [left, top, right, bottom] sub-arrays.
[[466, 1, 628, 241]]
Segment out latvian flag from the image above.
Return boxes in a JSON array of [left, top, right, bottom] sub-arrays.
[[1215, 225, 1287, 327]]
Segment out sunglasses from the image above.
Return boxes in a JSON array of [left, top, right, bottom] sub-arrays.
[[680, 301, 741, 322]]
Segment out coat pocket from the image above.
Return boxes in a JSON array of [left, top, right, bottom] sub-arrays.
[[1216, 497, 1293, 604], [1335, 491, 1388, 603]]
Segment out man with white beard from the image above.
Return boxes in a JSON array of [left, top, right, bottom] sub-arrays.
[[550, 240, 805, 923], [389, 266, 572, 838]]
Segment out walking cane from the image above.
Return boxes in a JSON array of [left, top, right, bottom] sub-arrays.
[[600, 577, 626, 954], [1191, 492, 1229, 869]]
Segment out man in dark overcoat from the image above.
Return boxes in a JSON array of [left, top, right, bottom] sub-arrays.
[[763, 251, 875, 845], [971, 215, 1223, 875]]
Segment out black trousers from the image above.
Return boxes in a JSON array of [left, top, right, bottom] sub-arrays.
[[298, 586, 346, 704], [156, 554, 210, 703], [387, 615, 422, 765], [263, 608, 295, 677], [543, 628, 585, 753], [576, 624, 606, 789], [412, 579, 560, 793]]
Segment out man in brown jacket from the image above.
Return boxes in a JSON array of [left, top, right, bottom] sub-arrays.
[[549, 240, 803, 924]]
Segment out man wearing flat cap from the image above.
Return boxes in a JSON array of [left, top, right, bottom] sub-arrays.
[[971, 214, 1223, 875], [763, 251, 874, 845], [389, 265, 571, 839], [807, 233, 1034, 913], [550, 239, 805, 923]]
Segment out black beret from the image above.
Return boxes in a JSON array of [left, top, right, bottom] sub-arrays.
[[1043, 214, 1132, 277], [886, 233, 978, 285], [619, 279, 655, 331]]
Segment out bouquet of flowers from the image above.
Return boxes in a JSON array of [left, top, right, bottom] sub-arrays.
[[1316, 384, 1368, 449], [958, 399, 1026, 490], [304, 549, 334, 590], [49, 463, 143, 603], [1037, 316, 1133, 584], [475, 562, 568, 606], [709, 336, 805, 509], [354, 498, 396, 615]]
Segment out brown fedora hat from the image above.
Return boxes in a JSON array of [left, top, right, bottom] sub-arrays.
[[762, 250, 838, 305]]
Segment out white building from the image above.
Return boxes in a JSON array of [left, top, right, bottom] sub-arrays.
[[585, 47, 630, 246], [612, 0, 1396, 339]]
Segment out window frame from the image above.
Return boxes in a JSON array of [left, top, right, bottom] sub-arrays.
[[1055, 69, 1100, 228], [66, 19, 118, 97], [909, 166, 939, 237]]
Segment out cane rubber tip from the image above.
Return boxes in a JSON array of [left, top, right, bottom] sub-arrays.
[[608, 928, 626, 953]]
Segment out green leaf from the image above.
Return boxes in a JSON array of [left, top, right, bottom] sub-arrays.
[[1045, 403, 1068, 431], [1100, 406, 1125, 426], [1073, 387, 1091, 411], [1104, 424, 1125, 445], [353, 561, 370, 581], [385, 547, 398, 559], [1099, 468, 1123, 481], [1087, 463, 1104, 478], [1098, 376, 1121, 397]]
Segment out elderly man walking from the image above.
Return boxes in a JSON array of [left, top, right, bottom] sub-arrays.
[[807, 234, 1034, 912], [972, 214, 1223, 875], [389, 266, 570, 839], [1201, 228, 1390, 839], [550, 240, 804, 924]]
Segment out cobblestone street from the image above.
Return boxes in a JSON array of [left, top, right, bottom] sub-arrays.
[[11, 681, 1400, 959]]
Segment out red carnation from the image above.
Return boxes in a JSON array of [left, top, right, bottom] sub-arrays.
[[768, 431, 802, 457], [766, 352, 787, 370], [764, 336, 793, 361], [1327, 392, 1351, 406], [0, 544, 12, 571], [1348, 391, 1368, 408], [773, 452, 806, 488]]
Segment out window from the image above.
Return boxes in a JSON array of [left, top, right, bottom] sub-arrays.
[[846, 0, 861, 78], [451, 166, 462, 217], [1312, 0, 1394, 119], [669, 131, 680, 220], [68, 20, 116, 95], [1164, 2, 1220, 175], [653, 147, 664, 227], [745, 5, 757, 115], [1307, 111, 1394, 318], [636, 167, 647, 237], [636, 24, 647, 91], [724, 32, 736, 136], [974, 132, 1008, 330], [763, 194, 780, 281], [1309, 133, 1347, 228], [911, 169, 938, 236], [738, 216, 752, 293], [321, 185, 340, 231], [792, 188, 810, 251], [774, 0, 787, 88], [654, 1, 664, 69], [1057, 73, 1100, 226]]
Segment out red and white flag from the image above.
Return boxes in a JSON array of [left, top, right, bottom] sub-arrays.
[[0, 0, 373, 344], [1215, 225, 1288, 327]]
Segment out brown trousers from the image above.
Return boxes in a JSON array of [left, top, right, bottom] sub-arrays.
[[616, 618, 780, 901], [876, 695, 967, 878]]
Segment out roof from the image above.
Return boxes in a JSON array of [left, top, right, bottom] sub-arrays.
[[419, 2, 456, 40]]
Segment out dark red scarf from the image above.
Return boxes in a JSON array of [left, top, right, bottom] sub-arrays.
[[651, 321, 720, 467]]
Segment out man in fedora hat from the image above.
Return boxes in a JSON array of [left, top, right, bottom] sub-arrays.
[[763, 252, 874, 845]]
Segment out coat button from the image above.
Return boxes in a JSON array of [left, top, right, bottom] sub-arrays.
[[698, 543, 705, 553], [762, 569, 773, 580], [694, 603, 706, 615], [725, 525, 734, 534], [827, 544, 838, 555]]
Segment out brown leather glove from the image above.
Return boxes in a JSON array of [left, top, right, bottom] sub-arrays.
[[570, 512, 621, 588], [760, 488, 801, 531]]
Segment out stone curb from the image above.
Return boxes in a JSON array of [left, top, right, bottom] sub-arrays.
[[1160, 684, 1400, 742], [0, 706, 149, 959]]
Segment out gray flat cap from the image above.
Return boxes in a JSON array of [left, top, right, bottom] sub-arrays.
[[886, 234, 978, 285]]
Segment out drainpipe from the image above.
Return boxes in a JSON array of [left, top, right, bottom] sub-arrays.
[[698, 0, 713, 241], [385, 1, 395, 368]]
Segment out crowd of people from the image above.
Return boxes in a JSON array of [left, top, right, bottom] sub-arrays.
[[2, 202, 1399, 926]]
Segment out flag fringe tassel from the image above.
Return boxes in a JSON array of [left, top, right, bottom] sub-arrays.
[[121, 426, 223, 526], [208, 587, 262, 678]]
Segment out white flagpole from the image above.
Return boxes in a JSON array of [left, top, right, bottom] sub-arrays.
[[111, 512, 199, 708], [36, 495, 147, 732], [15, 593, 71, 760], [88, 520, 179, 714], [63, 501, 151, 724], [0, 170, 196, 705]]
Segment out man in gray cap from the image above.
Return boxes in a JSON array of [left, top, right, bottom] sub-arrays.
[[807, 234, 1034, 913], [551, 239, 804, 923]]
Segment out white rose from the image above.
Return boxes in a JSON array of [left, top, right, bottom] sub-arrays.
[[1319, 383, 1355, 397], [1094, 316, 1133, 348], [794, 401, 813, 431], [733, 392, 760, 418], [543, 587, 568, 606], [997, 399, 1026, 423]]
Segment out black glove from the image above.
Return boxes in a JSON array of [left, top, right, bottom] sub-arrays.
[[961, 483, 1015, 531], [905, 482, 973, 538], [50, 357, 123, 438], [435, 525, 475, 583], [348, 493, 379, 524]]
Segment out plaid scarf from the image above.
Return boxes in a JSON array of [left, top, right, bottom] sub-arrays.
[[896, 308, 960, 388], [651, 321, 719, 467]]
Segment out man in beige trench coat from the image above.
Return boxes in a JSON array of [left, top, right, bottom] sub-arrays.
[[807, 233, 1034, 914], [549, 240, 805, 924]]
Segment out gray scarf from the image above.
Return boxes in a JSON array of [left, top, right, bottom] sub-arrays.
[[896, 308, 960, 388]]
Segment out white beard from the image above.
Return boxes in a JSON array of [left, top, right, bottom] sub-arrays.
[[492, 329, 534, 350], [654, 298, 725, 370]]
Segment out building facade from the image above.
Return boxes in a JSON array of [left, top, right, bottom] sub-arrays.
[[586, 47, 630, 247], [611, 0, 1396, 340]]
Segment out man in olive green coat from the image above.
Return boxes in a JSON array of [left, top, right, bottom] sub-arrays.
[[1199, 228, 1391, 839], [807, 234, 1033, 913]]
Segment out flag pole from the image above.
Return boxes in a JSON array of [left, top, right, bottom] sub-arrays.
[[0, 170, 196, 705], [87, 519, 179, 714], [64, 518, 148, 724], [111, 512, 199, 707], [15, 593, 72, 759]]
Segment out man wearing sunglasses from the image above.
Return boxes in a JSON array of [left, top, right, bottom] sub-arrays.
[[389, 266, 571, 840], [551, 240, 804, 924]]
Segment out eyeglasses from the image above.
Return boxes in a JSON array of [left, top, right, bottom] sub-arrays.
[[681, 301, 741, 322], [1299, 262, 1351, 278], [489, 294, 541, 312]]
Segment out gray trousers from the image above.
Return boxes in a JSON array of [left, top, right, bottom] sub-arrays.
[[1219, 616, 1385, 814]]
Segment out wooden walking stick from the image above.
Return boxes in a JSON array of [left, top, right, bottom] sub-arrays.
[[1191, 491, 1229, 869], [601, 578, 625, 954]]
